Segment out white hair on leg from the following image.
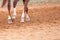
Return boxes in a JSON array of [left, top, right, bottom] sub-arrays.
[[21, 8, 25, 22], [8, 15, 11, 19], [8, 15, 12, 24], [26, 13, 30, 22], [13, 8, 16, 19]]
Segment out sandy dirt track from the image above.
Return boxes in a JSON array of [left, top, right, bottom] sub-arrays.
[[0, 4, 60, 40]]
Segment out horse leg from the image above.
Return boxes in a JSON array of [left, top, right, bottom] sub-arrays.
[[21, 0, 30, 22], [25, 7, 30, 22], [24, 0, 30, 22], [1, 0, 7, 7], [21, 7, 24, 22], [7, 0, 12, 24], [20, 0, 25, 22], [13, 0, 19, 19]]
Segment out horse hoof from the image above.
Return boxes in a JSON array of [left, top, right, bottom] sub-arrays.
[[8, 21, 12, 24], [26, 18, 30, 22], [12, 16, 16, 20], [8, 19, 12, 24], [21, 20, 24, 23], [21, 17, 24, 23]]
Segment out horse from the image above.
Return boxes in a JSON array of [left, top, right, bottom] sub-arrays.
[[1, 0, 30, 24]]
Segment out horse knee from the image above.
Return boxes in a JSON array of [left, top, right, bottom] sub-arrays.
[[24, 7, 28, 12]]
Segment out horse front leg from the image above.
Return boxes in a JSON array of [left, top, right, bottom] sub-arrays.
[[21, 0, 30, 22], [25, 6, 30, 22], [21, 7, 25, 22], [8, 0, 12, 24], [1, 0, 7, 7], [25, 0, 30, 22], [13, 0, 19, 19]]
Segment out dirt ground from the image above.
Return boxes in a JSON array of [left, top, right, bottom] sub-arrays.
[[0, 4, 60, 40]]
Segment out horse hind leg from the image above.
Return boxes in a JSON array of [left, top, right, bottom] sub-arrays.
[[21, 0, 30, 22], [13, 0, 19, 19], [21, 0, 25, 22], [25, 7, 30, 22], [21, 8, 25, 22], [13, 8, 16, 19], [7, 0, 12, 24], [26, 12, 30, 22], [21, 6, 30, 23], [24, 0, 30, 22]]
